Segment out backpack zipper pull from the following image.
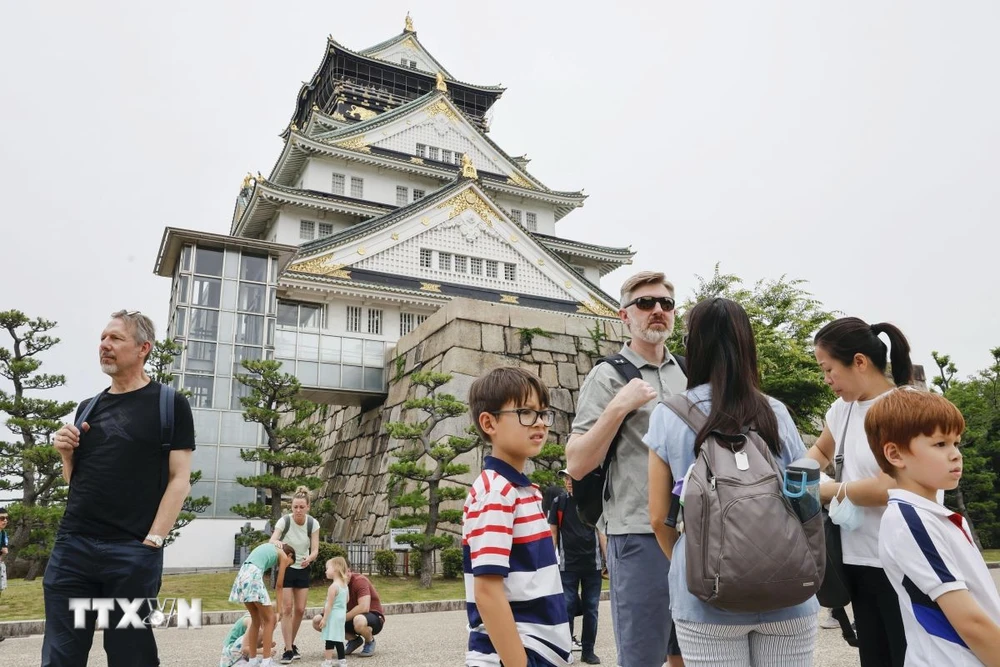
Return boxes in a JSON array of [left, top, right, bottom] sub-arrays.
[[713, 574, 720, 594], [710, 475, 717, 491]]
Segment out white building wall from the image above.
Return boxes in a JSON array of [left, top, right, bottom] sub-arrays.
[[492, 195, 557, 235], [268, 206, 355, 246], [299, 157, 443, 207], [163, 518, 269, 570]]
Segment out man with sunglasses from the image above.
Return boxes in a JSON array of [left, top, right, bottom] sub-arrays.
[[43, 310, 195, 667], [566, 271, 687, 667]]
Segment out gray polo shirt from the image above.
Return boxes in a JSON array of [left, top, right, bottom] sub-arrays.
[[572, 343, 687, 536]]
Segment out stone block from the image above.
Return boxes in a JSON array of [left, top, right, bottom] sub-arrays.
[[449, 297, 512, 327], [420, 319, 483, 363], [604, 320, 625, 341], [558, 362, 579, 388], [507, 307, 567, 335], [565, 315, 601, 339], [552, 411, 571, 437], [549, 388, 574, 413], [552, 353, 569, 362], [540, 363, 558, 387], [386, 375, 412, 407], [504, 328, 525, 355], [481, 324, 505, 353], [531, 333, 578, 355], [441, 347, 519, 377], [531, 350, 553, 363], [440, 372, 477, 402], [519, 361, 541, 377], [575, 352, 593, 375]]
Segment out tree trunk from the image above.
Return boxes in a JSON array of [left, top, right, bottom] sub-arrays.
[[420, 479, 441, 589], [954, 486, 985, 552], [420, 548, 433, 589], [25, 559, 43, 581]]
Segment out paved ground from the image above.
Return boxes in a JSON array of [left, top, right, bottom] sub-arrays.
[[0, 602, 862, 666], [5, 568, 997, 666]]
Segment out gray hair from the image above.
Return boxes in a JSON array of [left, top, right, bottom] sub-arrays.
[[620, 270, 675, 305], [110, 310, 156, 348]]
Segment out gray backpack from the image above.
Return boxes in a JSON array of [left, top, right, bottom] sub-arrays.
[[663, 395, 825, 613], [278, 514, 315, 541]]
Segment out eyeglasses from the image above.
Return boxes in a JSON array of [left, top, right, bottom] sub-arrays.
[[491, 408, 555, 427], [623, 296, 676, 312]]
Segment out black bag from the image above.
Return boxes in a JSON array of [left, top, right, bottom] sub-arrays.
[[816, 404, 854, 608], [573, 352, 686, 529]]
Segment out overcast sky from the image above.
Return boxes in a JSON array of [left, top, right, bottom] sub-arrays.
[[2, 1, 998, 412]]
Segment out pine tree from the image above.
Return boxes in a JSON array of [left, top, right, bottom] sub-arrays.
[[0, 310, 76, 579], [386, 371, 482, 588]]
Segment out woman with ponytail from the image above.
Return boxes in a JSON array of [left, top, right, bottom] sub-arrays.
[[807, 317, 915, 667], [269, 486, 321, 663]]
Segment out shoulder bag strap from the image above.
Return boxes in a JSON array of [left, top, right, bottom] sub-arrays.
[[75, 389, 109, 432], [834, 404, 854, 483]]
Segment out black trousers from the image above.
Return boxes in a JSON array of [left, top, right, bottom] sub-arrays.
[[42, 533, 163, 667], [845, 564, 906, 667]]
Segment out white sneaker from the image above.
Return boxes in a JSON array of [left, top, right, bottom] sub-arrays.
[[819, 610, 841, 629]]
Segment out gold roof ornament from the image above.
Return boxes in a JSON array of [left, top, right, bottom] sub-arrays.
[[241, 173, 253, 189], [460, 153, 478, 180], [435, 71, 448, 92], [404, 12, 415, 33]]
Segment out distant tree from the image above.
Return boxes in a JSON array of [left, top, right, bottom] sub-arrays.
[[0, 310, 76, 579], [934, 349, 1000, 549], [231, 359, 324, 526], [667, 265, 836, 434], [529, 442, 566, 489], [386, 371, 483, 588], [144, 338, 211, 547]]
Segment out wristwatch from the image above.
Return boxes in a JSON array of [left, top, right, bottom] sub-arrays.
[[145, 534, 165, 548]]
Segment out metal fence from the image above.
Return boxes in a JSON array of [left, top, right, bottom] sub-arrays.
[[325, 539, 439, 576]]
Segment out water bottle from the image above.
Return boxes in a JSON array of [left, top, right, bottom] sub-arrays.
[[783, 458, 821, 522]]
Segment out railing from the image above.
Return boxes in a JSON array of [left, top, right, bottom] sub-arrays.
[[325, 539, 439, 576]]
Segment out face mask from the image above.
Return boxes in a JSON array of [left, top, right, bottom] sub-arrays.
[[828, 484, 864, 532]]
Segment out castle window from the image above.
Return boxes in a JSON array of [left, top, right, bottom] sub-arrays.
[[419, 248, 432, 268], [396, 186, 408, 206], [346, 306, 362, 333], [331, 173, 345, 195], [486, 260, 498, 279], [504, 263, 517, 281], [350, 177, 364, 199], [526, 212, 537, 232], [300, 221, 315, 240]]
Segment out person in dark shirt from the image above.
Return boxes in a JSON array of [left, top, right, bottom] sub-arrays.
[[342, 563, 385, 657], [549, 470, 605, 665], [43, 310, 195, 667]]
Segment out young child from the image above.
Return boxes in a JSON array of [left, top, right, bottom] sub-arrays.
[[229, 541, 295, 667], [219, 612, 278, 667], [867, 389, 1000, 666], [316, 556, 349, 667], [463, 367, 572, 667], [0, 507, 9, 601]]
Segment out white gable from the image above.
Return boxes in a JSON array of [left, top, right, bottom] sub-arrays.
[[365, 36, 446, 76]]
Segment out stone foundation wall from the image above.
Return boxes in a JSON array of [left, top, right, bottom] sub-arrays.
[[312, 298, 623, 545]]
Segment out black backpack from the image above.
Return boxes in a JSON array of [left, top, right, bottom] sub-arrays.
[[573, 353, 686, 529], [75, 383, 176, 495]]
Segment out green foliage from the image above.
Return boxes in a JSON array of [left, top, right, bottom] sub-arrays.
[[394, 355, 406, 382], [311, 542, 348, 581], [234, 523, 269, 550], [529, 442, 566, 489], [385, 371, 484, 588], [0, 310, 76, 574], [935, 348, 1000, 549], [374, 549, 397, 577], [441, 547, 463, 579], [585, 321, 609, 358], [518, 327, 553, 347], [666, 265, 836, 434], [164, 470, 212, 547], [233, 359, 325, 523]]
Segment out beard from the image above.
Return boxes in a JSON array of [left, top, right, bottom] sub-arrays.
[[630, 319, 673, 345], [100, 359, 119, 375]]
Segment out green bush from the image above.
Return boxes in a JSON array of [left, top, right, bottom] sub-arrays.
[[441, 547, 463, 579], [374, 549, 397, 577], [411, 551, 423, 577], [310, 542, 348, 582]]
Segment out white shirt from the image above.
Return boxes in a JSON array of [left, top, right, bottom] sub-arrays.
[[276, 514, 319, 569], [827, 393, 944, 567], [880, 489, 1000, 666]]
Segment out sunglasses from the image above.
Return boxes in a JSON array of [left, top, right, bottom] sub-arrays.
[[623, 296, 676, 312]]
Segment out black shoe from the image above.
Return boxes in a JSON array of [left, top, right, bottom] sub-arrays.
[[292, 644, 302, 660], [345, 636, 365, 655], [280, 649, 295, 664], [581, 652, 601, 664], [571, 635, 582, 652]]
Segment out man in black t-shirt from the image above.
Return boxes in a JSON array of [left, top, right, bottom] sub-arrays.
[[549, 471, 605, 665], [44, 311, 195, 667]]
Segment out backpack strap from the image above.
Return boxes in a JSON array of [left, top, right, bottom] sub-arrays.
[[278, 514, 292, 541], [672, 353, 687, 376], [159, 384, 176, 495], [834, 404, 854, 483], [593, 354, 643, 498], [307, 515, 315, 537], [660, 394, 707, 432], [75, 388, 109, 432]]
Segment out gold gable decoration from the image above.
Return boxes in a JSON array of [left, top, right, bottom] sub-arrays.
[[288, 254, 352, 279], [577, 295, 617, 317], [426, 99, 458, 122], [437, 189, 494, 223], [335, 135, 371, 153], [460, 154, 478, 180], [506, 173, 535, 190]]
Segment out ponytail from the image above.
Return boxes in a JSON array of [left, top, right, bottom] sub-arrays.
[[815, 316, 913, 386], [869, 322, 913, 386]]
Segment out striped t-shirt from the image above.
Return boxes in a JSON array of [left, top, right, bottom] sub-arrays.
[[462, 456, 572, 666]]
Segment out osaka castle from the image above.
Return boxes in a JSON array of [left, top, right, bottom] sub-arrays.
[[152, 15, 634, 568]]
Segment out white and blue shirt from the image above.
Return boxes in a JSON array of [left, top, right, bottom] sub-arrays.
[[462, 456, 572, 666], [643, 383, 820, 624], [880, 488, 1000, 666]]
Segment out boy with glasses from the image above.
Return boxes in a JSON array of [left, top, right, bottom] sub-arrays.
[[463, 367, 572, 667]]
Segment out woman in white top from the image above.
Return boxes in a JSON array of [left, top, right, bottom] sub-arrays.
[[806, 317, 914, 667], [270, 486, 321, 664]]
